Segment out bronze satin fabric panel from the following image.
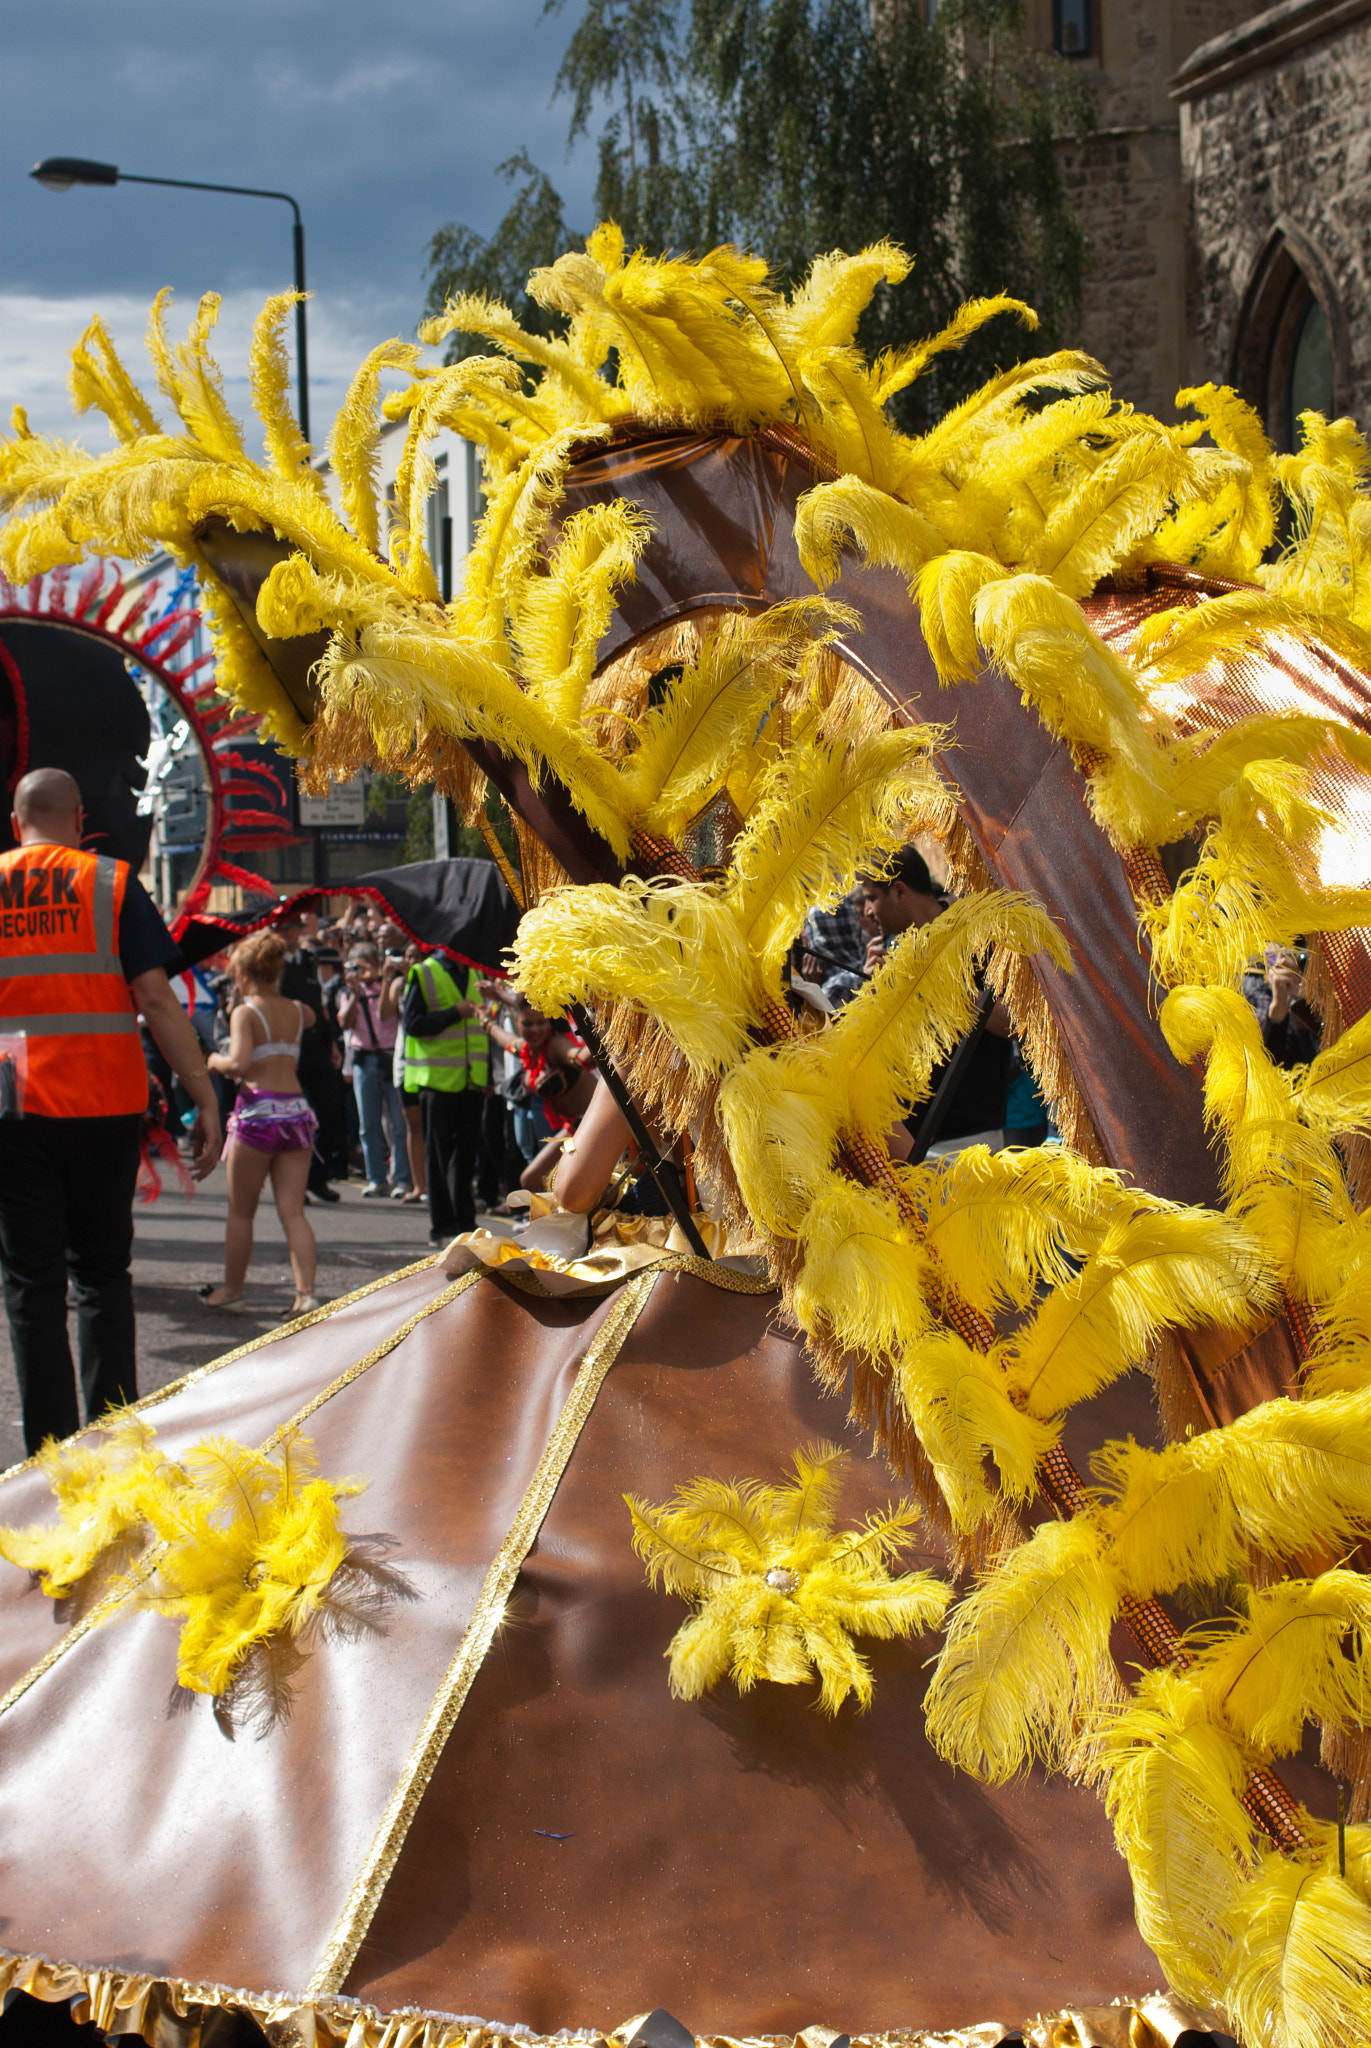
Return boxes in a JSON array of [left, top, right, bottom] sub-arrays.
[[0, 1269, 625, 1996], [560, 434, 1218, 1213], [348, 1272, 1157, 2037]]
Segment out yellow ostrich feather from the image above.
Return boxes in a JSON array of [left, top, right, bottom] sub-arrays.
[[0, 1417, 366, 1697], [0, 1407, 163, 1598], [723, 728, 950, 986], [872, 294, 1037, 409], [627, 1442, 948, 1714], [134, 1432, 365, 1696], [998, 1206, 1271, 1422], [894, 1326, 1057, 1531], [1140, 382, 1277, 578], [924, 1515, 1121, 1780], [326, 336, 424, 558], [1268, 413, 1371, 629], [513, 878, 760, 1078], [68, 314, 160, 445], [1220, 1825, 1371, 2048], [1143, 758, 1371, 990], [715, 1039, 845, 1240], [145, 289, 245, 464], [1189, 1571, 1371, 1760], [512, 500, 652, 726], [1292, 1005, 1371, 1135], [420, 293, 624, 429], [827, 892, 1067, 1143], [1089, 1390, 1371, 1598], [794, 471, 948, 591], [788, 1178, 936, 1361], [248, 293, 320, 493], [910, 1143, 1143, 1320], [1160, 985, 1355, 1299], [1100, 1670, 1252, 2010], [914, 550, 1010, 685], [617, 600, 846, 832]]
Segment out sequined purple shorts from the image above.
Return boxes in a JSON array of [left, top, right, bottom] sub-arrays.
[[226, 1087, 319, 1155]]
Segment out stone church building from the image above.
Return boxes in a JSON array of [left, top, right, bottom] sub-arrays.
[[1032, 0, 1367, 444]]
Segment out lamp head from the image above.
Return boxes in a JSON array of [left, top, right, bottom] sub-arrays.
[[30, 157, 119, 192]]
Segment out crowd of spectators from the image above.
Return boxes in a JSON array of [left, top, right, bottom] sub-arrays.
[[151, 852, 1326, 1304]]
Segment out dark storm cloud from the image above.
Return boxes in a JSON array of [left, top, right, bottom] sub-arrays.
[[2, 0, 600, 438]]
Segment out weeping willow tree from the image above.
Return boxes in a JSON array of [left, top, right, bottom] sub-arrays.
[[425, 0, 1093, 426]]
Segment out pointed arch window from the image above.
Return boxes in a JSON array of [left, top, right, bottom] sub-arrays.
[[1232, 231, 1344, 454]]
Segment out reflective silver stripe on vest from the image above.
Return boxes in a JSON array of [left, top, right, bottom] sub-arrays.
[[0, 952, 122, 979], [12, 1013, 139, 1036]]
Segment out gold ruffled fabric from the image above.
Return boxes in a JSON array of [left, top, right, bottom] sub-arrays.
[[0, 1948, 1221, 2048], [440, 1199, 755, 1296]]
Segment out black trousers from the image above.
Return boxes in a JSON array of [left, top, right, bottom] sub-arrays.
[[475, 1094, 522, 1207], [0, 1114, 141, 1453], [301, 1055, 348, 1183], [421, 1088, 483, 1240]]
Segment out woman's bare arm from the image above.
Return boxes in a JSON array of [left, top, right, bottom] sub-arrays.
[[208, 1004, 258, 1081], [554, 1078, 632, 1213]]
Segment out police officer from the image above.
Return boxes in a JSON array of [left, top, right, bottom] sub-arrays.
[[0, 768, 223, 1451], [399, 948, 488, 1245]]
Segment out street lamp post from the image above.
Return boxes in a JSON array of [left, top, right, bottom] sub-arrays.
[[30, 157, 310, 444]]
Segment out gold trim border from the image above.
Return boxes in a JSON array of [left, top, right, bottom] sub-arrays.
[[0, 1270, 479, 1722], [305, 1264, 663, 1999], [0, 1944, 1216, 2048]]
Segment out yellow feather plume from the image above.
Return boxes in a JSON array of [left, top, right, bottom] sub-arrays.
[[1100, 1670, 1252, 2008], [1221, 1826, 1371, 2048], [248, 292, 319, 488], [895, 1327, 1057, 1531], [1090, 1390, 1371, 1597], [628, 1442, 949, 1714], [1190, 1570, 1371, 1759], [925, 1516, 1121, 1780], [1000, 1207, 1271, 1421], [826, 893, 1067, 1143], [723, 729, 949, 988], [513, 878, 760, 1078]]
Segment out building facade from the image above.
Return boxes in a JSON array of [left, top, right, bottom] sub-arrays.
[[1175, 0, 1368, 448], [1017, 0, 1253, 418]]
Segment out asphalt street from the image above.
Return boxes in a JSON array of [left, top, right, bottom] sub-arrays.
[[0, 1168, 444, 1472]]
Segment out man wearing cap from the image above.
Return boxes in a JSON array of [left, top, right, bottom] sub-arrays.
[[0, 768, 222, 1451]]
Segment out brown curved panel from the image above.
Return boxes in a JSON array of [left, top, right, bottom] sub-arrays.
[[348, 1271, 1158, 2036], [560, 434, 1218, 1211]]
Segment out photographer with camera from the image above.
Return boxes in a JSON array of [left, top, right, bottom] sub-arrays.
[[337, 944, 413, 1199], [398, 948, 490, 1245]]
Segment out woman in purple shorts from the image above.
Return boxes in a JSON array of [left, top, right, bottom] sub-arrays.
[[199, 929, 320, 1316]]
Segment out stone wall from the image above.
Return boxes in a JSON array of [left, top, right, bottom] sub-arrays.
[[1020, 1, 1256, 416], [1176, 0, 1371, 436]]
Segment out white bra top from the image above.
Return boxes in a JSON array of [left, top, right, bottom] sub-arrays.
[[245, 998, 304, 1067]]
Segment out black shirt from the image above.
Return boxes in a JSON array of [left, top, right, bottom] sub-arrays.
[[118, 874, 178, 982]]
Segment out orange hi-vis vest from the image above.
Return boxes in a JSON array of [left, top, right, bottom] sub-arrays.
[[0, 843, 149, 1117]]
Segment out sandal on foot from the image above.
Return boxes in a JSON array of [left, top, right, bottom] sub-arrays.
[[197, 1285, 244, 1313], [285, 1295, 323, 1317]]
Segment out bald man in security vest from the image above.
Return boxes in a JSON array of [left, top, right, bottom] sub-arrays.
[[0, 769, 222, 1452]]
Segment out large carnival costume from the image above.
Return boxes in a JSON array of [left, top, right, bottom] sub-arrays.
[[3, 239, 1371, 2048]]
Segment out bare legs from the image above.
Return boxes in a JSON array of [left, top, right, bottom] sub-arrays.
[[269, 1145, 317, 1307], [202, 1140, 317, 1309]]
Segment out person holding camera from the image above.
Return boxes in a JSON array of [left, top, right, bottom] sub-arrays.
[[337, 944, 413, 1198], [398, 949, 490, 1244]]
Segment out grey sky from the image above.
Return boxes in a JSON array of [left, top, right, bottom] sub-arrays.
[[2, 0, 601, 447]]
